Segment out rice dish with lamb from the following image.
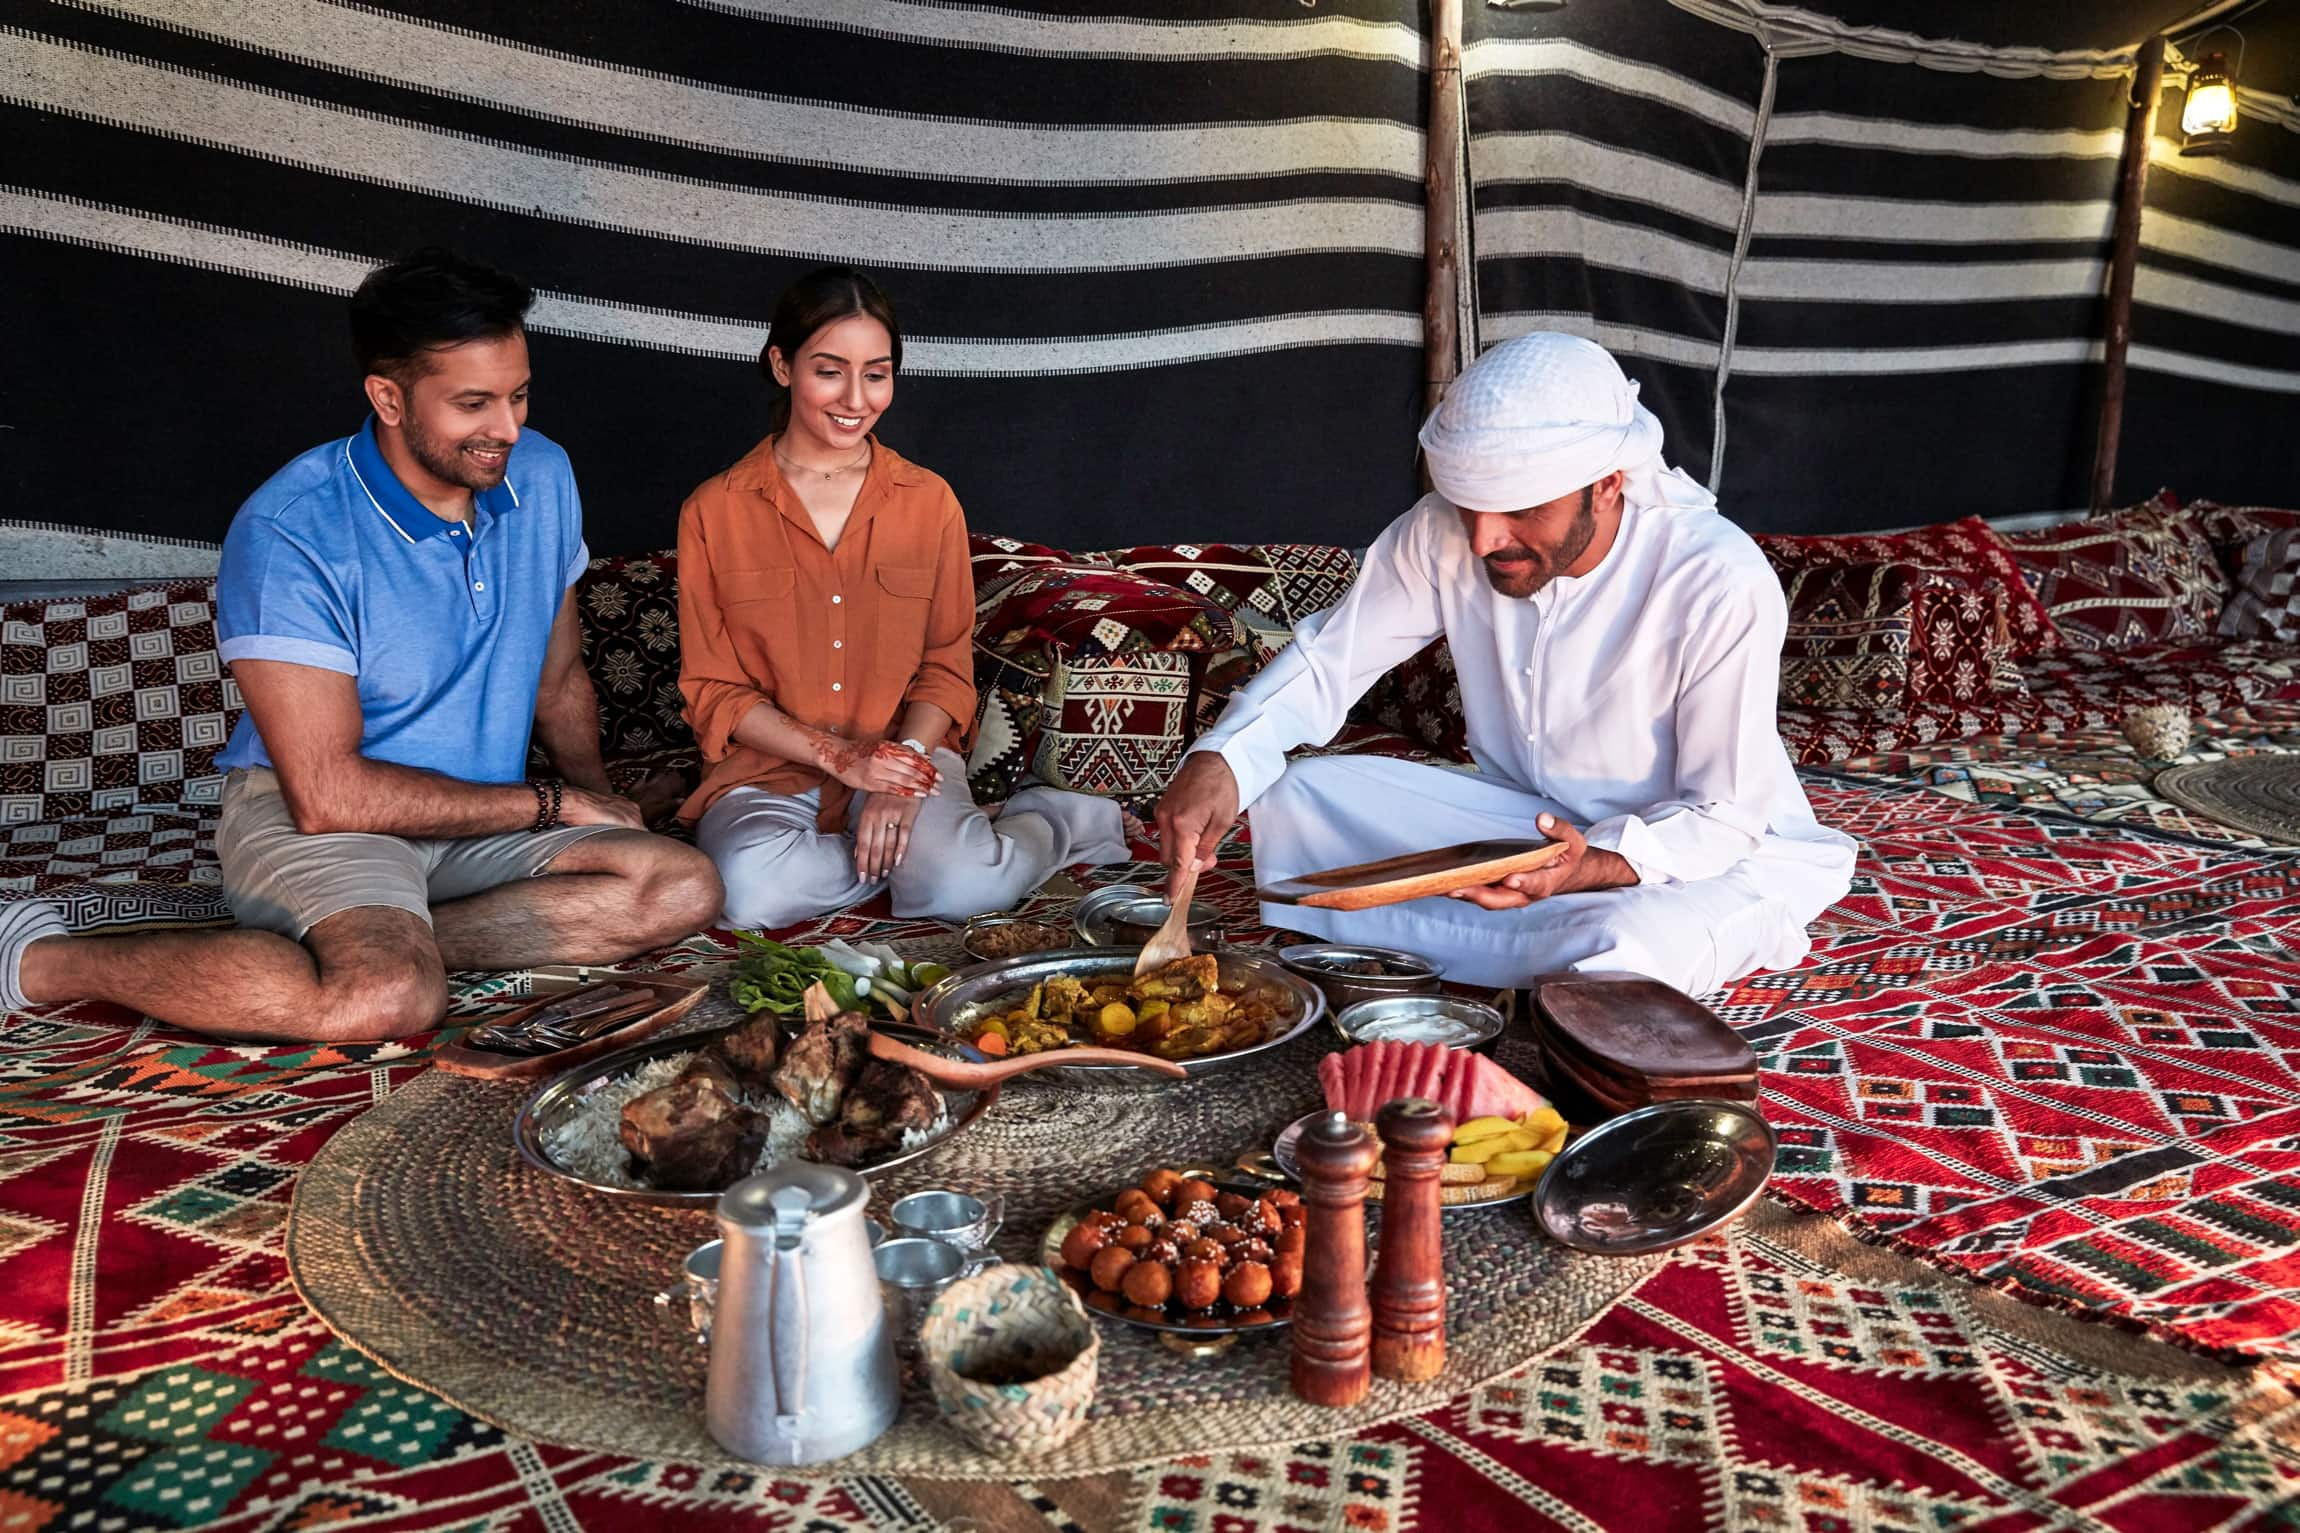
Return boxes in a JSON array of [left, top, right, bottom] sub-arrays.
[[539, 1010, 958, 1193]]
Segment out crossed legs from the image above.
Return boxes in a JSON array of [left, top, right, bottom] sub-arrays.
[[10, 830, 721, 1042]]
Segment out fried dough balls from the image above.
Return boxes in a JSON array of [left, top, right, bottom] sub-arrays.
[[1174, 1259, 1223, 1311], [1088, 1246, 1137, 1293], [1069, 1167, 1301, 1320], [1121, 1260, 1174, 1308], [1222, 1261, 1273, 1309], [1058, 1223, 1108, 1270], [1139, 1168, 1185, 1208]]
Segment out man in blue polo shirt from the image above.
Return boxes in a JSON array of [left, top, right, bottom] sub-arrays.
[[0, 249, 721, 1040]]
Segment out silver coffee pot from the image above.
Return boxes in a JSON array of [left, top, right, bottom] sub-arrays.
[[705, 1164, 900, 1465]]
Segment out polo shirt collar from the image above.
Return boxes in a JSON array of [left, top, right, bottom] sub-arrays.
[[344, 416, 518, 545]]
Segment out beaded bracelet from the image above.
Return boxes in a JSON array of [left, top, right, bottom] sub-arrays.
[[529, 778, 564, 833]]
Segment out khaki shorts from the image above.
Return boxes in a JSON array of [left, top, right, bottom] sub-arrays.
[[217, 767, 621, 940]]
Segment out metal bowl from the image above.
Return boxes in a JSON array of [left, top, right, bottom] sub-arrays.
[[960, 914, 1073, 965], [911, 946, 1325, 1084], [1332, 994, 1504, 1051], [1532, 1099, 1774, 1255], [1074, 888, 1224, 949], [1278, 943, 1443, 1013], [512, 1021, 999, 1211]]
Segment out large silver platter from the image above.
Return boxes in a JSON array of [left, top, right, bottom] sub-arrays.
[[512, 1021, 998, 1211], [913, 946, 1326, 1084]]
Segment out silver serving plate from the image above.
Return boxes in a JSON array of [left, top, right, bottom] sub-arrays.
[[1074, 891, 1223, 949], [911, 947, 1326, 1084], [1533, 1099, 1774, 1255], [513, 1021, 999, 1211], [1278, 942, 1443, 1014], [1332, 994, 1504, 1051]]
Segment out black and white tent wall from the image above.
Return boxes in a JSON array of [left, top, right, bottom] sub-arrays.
[[3, 0, 2294, 555]]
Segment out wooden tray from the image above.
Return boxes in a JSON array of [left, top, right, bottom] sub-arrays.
[[432, 974, 711, 1082], [1256, 838, 1569, 911], [1529, 971, 1756, 1084]]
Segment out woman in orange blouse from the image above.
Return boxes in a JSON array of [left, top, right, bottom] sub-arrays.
[[676, 268, 1126, 929]]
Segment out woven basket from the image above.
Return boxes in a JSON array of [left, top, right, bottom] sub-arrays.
[[920, 1264, 1099, 1458], [2123, 703, 2194, 760]]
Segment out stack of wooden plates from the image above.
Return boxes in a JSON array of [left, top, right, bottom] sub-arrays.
[[1524, 972, 1758, 1121]]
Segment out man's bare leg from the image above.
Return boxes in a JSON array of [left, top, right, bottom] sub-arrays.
[[10, 905, 449, 1042], [429, 832, 722, 971]]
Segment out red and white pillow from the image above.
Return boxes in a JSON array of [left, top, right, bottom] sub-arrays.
[[1998, 492, 2224, 652], [1779, 561, 2023, 712], [1757, 515, 2061, 657]]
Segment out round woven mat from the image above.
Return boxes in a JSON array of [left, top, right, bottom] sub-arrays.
[[288, 962, 1659, 1478], [2155, 757, 2300, 844]]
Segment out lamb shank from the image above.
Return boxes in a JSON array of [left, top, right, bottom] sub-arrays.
[[617, 1050, 769, 1191]]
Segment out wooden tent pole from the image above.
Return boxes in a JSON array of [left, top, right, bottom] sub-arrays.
[[1423, 0, 1465, 417], [2091, 33, 2165, 512]]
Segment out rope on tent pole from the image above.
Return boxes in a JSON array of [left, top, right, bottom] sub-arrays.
[[2091, 34, 2167, 514], [1708, 42, 1778, 498]]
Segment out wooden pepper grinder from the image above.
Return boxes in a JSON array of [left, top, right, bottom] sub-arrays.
[[1371, 1097, 1452, 1382], [1291, 1109, 1381, 1407]]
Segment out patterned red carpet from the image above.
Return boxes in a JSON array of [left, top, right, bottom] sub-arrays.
[[1756, 787, 2300, 1361], [3, 780, 2298, 1528]]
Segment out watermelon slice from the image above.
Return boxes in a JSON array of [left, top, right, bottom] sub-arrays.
[[1409, 1043, 1447, 1112], [1341, 1041, 1381, 1120], [1460, 1052, 1547, 1121], [1364, 1041, 1396, 1119], [1318, 1052, 1344, 1117], [1444, 1054, 1478, 1123]]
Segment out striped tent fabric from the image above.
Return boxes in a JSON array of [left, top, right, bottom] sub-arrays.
[[2, 0, 1430, 554], [1465, 0, 1762, 489], [2, 0, 2295, 553], [1463, 0, 2300, 533]]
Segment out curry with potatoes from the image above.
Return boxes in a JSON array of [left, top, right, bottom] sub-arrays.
[[964, 955, 1292, 1061]]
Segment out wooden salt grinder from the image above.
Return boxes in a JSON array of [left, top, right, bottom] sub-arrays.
[[1290, 1109, 1381, 1408], [1371, 1097, 1452, 1382]]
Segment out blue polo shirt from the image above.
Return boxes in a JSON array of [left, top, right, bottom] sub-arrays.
[[214, 420, 590, 784]]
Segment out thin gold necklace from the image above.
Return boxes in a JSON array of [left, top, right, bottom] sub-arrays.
[[776, 438, 872, 481]]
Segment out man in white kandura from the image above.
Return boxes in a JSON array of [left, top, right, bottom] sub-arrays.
[[1153, 333, 1856, 996]]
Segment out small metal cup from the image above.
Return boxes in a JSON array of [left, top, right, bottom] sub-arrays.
[[654, 1238, 722, 1344], [890, 1189, 1004, 1253], [874, 1235, 972, 1352]]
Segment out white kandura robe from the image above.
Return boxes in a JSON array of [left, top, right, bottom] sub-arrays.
[[1191, 495, 1858, 994]]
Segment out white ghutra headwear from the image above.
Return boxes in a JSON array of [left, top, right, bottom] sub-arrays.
[[1417, 333, 1717, 516]]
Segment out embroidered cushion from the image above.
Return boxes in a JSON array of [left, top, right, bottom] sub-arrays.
[[574, 551, 693, 758], [1756, 515, 2061, 657], [1360, 639, 1471, 764], [1999, 492, 2225, 652], [0, 580, 237, 827], [969, 532, 1080, 602], [1099, 542, 1360, 729], [2218, 524, 2300, 643], [967, 564, 1254, 809], [2192, 501, 2300, 584], [1779, 562, 2023, 711]]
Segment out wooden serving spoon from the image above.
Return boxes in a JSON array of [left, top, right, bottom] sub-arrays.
[[1133, 859, 1202, 978], [866, 1029, 1187, 1090], [797, 981, 1188, 1088]]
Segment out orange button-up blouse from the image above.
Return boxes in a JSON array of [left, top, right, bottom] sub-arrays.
[[675, 435, 977, 829]]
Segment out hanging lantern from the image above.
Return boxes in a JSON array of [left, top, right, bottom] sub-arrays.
[[2179, 48, 2238, 156]]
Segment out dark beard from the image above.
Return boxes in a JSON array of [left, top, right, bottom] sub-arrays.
[[401, 410, 511, 492], [1483, 486, 1596, 596]]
